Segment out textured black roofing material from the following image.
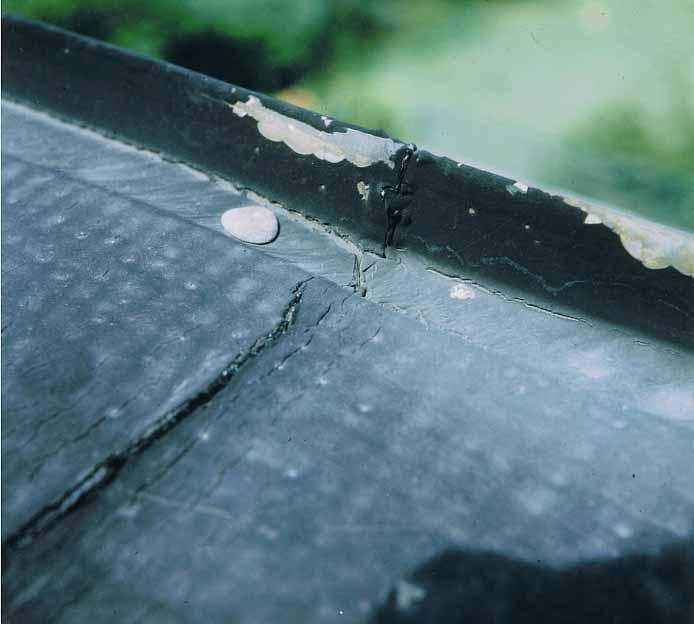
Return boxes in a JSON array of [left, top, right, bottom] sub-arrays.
[[2, 14, 694, 624], [1, 153, 313, 540]]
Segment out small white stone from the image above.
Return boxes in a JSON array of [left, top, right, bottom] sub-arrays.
[[221, 206, 279, 245]]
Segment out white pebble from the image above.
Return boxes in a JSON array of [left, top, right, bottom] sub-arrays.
[[221, 206, 279, 245]]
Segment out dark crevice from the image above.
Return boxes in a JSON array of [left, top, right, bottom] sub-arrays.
[[1, 278, 312, 555], [383, 144, 418, 253]]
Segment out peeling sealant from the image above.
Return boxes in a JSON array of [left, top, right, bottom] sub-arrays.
[[230, 96, 399, 169], [356, 181, 370, 202], [564, 196, 694, 277], [506, 181, 529, 195]]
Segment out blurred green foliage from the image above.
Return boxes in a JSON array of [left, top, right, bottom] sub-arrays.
[[4, 1, 390, 77], [5, 0, 694, 230], [558, 98, 694, 228], [6, 0, 327, 60]]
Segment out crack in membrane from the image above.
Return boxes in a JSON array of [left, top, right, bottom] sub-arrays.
[[2, 278, 312, 553]]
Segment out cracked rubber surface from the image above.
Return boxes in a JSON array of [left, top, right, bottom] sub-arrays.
[[1, 153, 312, 539], [3, 278, 694, 623]]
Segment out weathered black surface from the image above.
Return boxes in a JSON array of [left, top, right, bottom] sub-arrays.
[[1, 154, 313, 539], [2, 15, 694, 624], [4, 268, 694, 622]]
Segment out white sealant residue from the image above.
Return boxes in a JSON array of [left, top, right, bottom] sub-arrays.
[[356, 181, 370, 202], [564, 195, 694, 277], [506, 181, 529, 195], [583, 213, 603, 225], [230, 96, 398, 168], [449, 284, 476, 300]]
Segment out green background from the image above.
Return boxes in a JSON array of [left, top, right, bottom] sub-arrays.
[[6, 0, 694, 230]]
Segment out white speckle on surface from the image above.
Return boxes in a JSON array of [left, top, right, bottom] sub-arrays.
[[564, 195, 694, 276], [506, 181, 529, 195], [35, 248, 56, 263], [284, 467, 300, 479], [356, 181, 370, 202], [230, 96, 398, 168], [370, 332, 384, 344], [116, 502, 141, 519], [468, 207, 477, 216], [106, 406, 121, 419], [449, 284, 476, 300], [220, 205, 279, 245], [321, 115, 333, 127], [567, 349, 612, 380], [614, 522, 633, 539], [258, 525, 279, 540], [515, 487, 558, 516], [550, 471, 569, 487], [395, 580, 426, 611]]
